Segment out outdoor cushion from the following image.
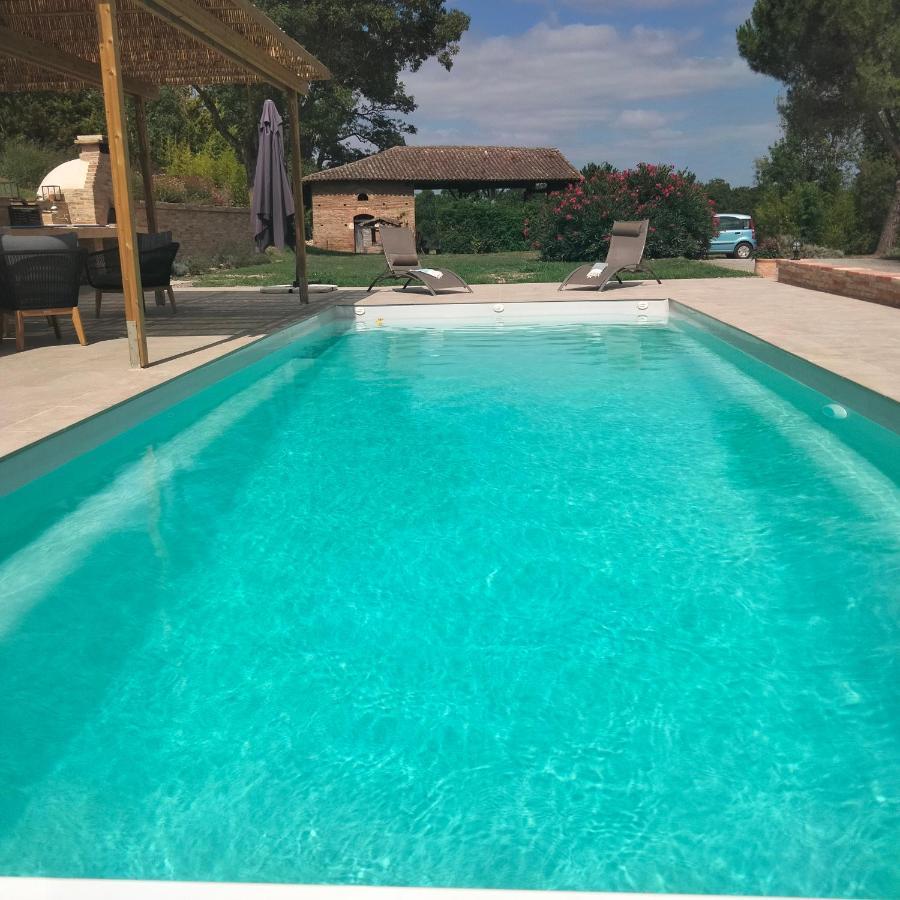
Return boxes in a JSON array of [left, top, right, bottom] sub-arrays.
[[391, 254, 420, 267], [611, 222, 643, 237], [0, 232, 79, 252]]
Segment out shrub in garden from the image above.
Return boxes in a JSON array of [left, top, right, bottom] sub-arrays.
[[0, 138, 68, 194], [754, 235, 843, 259], [160, 138, 248, 206], [152, 174, 232, 206], [435, 198, 534, 253], [528, 163, 714, 261], [414, 191, 538, 253]]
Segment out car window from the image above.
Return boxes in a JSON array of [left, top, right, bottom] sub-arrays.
[[716, 216, 741, 231]]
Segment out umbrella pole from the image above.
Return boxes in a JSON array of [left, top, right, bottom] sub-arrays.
[[287, 91, 309, 304]]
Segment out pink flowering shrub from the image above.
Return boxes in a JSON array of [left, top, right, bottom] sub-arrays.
[[528, 163, 715, 261]]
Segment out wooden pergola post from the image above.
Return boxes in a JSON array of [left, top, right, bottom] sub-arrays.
[[134, 95, 167, 307], [95, 0, 149, 368], [286, 90, 309, 305], [133, 96, 157, 234]]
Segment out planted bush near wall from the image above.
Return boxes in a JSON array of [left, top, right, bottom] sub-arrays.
[[160, 137, 248, 206], [152, 174, 234, 207], [529, 163, 713, 261]]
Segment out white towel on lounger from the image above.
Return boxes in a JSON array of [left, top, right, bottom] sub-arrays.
[[412, 268, 444, 279], [587, 263, 607, 279]]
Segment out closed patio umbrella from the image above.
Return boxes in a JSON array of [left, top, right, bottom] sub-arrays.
[[251, 99, 295, 254], [252, 99, 336, 300]]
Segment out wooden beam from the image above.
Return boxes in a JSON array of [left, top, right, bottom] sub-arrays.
[[287, 91, 309, 305], [134, 95, 168, 308], [96, 0, 149, 369], [135, 0, 310, 93], [133, 97, 157, 233], [0, 25, 159, 99]]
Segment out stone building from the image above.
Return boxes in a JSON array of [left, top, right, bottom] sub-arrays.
[[306, 145, 580, 253]]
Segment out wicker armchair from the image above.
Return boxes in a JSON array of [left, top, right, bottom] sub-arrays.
[[0, 234, 87, 351], [86, 231, 179, 317]]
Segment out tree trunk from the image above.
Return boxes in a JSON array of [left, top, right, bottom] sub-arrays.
[[875, 178, 900, 257]]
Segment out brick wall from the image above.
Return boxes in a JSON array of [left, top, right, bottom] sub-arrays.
[[66, 136, 113, 225], [311, 181, 415, 253], [777, 260, 900, 309], [136, 202, 255, 261]]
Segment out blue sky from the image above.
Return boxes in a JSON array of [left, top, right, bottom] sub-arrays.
[[401, 0, 783, 185]]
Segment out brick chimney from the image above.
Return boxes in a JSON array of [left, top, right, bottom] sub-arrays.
[[66, 135, 113, 225]]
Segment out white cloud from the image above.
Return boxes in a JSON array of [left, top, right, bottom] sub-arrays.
[[402, 21, 778, 180], [405, 23, 760, 138], [618, 108, 677, 129]]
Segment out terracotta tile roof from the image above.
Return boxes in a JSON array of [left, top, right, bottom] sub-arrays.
[[306, 146, 581, 185]]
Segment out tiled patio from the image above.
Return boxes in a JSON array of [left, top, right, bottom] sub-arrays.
[[1, 277, 898, 460]]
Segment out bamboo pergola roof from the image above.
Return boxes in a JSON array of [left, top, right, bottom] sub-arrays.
[[0, 0, 331, 97], [0, 0, 326, 367]]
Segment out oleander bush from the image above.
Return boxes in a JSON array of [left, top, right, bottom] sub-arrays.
[[529, 163, 714, 261]]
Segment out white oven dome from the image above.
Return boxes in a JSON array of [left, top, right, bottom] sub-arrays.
[[39, 158, 89, 193]]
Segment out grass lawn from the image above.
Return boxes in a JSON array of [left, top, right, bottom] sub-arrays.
[[190, 248, 755, 288]]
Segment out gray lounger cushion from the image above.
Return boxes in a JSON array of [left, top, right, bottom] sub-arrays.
[[611, 222, 643, 237], [0, 232, 79, 252], [391, 254, 420, 267]]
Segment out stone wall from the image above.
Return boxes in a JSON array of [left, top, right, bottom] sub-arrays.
[[136, 202, 255, 261], [776, 259, 900, 309], [311, 181, 415, 253]]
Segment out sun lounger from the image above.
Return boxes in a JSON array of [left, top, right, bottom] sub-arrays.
[[558, 219, 661, 291], [367, 225, 472, 295]]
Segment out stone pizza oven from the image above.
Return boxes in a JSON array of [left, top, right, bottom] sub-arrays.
[[306, 145, 580, 253], [38, 134, 113, 224]]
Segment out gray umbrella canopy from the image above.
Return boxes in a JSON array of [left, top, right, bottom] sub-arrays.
[[251, 99, 295, 253]]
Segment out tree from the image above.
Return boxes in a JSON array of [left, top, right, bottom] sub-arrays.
[[703, 178, 760, 215], [193, 0, 470, 182], [0, 1, 470, 186], [0, 87, 212, 168], [737, 0, 900, 255], [754, 129, 851, 195]]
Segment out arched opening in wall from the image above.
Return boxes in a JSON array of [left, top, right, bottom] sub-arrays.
[[357, 192, 369, 202], [353, 214, 377, 253]]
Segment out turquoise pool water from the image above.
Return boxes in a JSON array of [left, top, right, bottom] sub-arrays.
[[1, 318, 898, 896]]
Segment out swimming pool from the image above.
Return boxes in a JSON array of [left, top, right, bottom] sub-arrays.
[[1, 305, 898, 897]]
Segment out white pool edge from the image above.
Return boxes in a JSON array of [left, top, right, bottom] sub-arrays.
[[351, 299, 669, 327], [0, 879, 823, 900]]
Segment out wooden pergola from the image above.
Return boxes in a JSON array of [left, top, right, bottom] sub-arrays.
[[0, 0, 330, 367]]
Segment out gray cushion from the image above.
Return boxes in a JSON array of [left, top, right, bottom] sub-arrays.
[[0, 232, 79, 252], [611, 221, 644, 237], [391, 254, 420, 267]]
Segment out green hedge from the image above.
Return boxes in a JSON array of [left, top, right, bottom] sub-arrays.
[[415, 192, 538, 254]]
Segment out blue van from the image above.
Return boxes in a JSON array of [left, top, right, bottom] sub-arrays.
[[709, 213, 756, 258]]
